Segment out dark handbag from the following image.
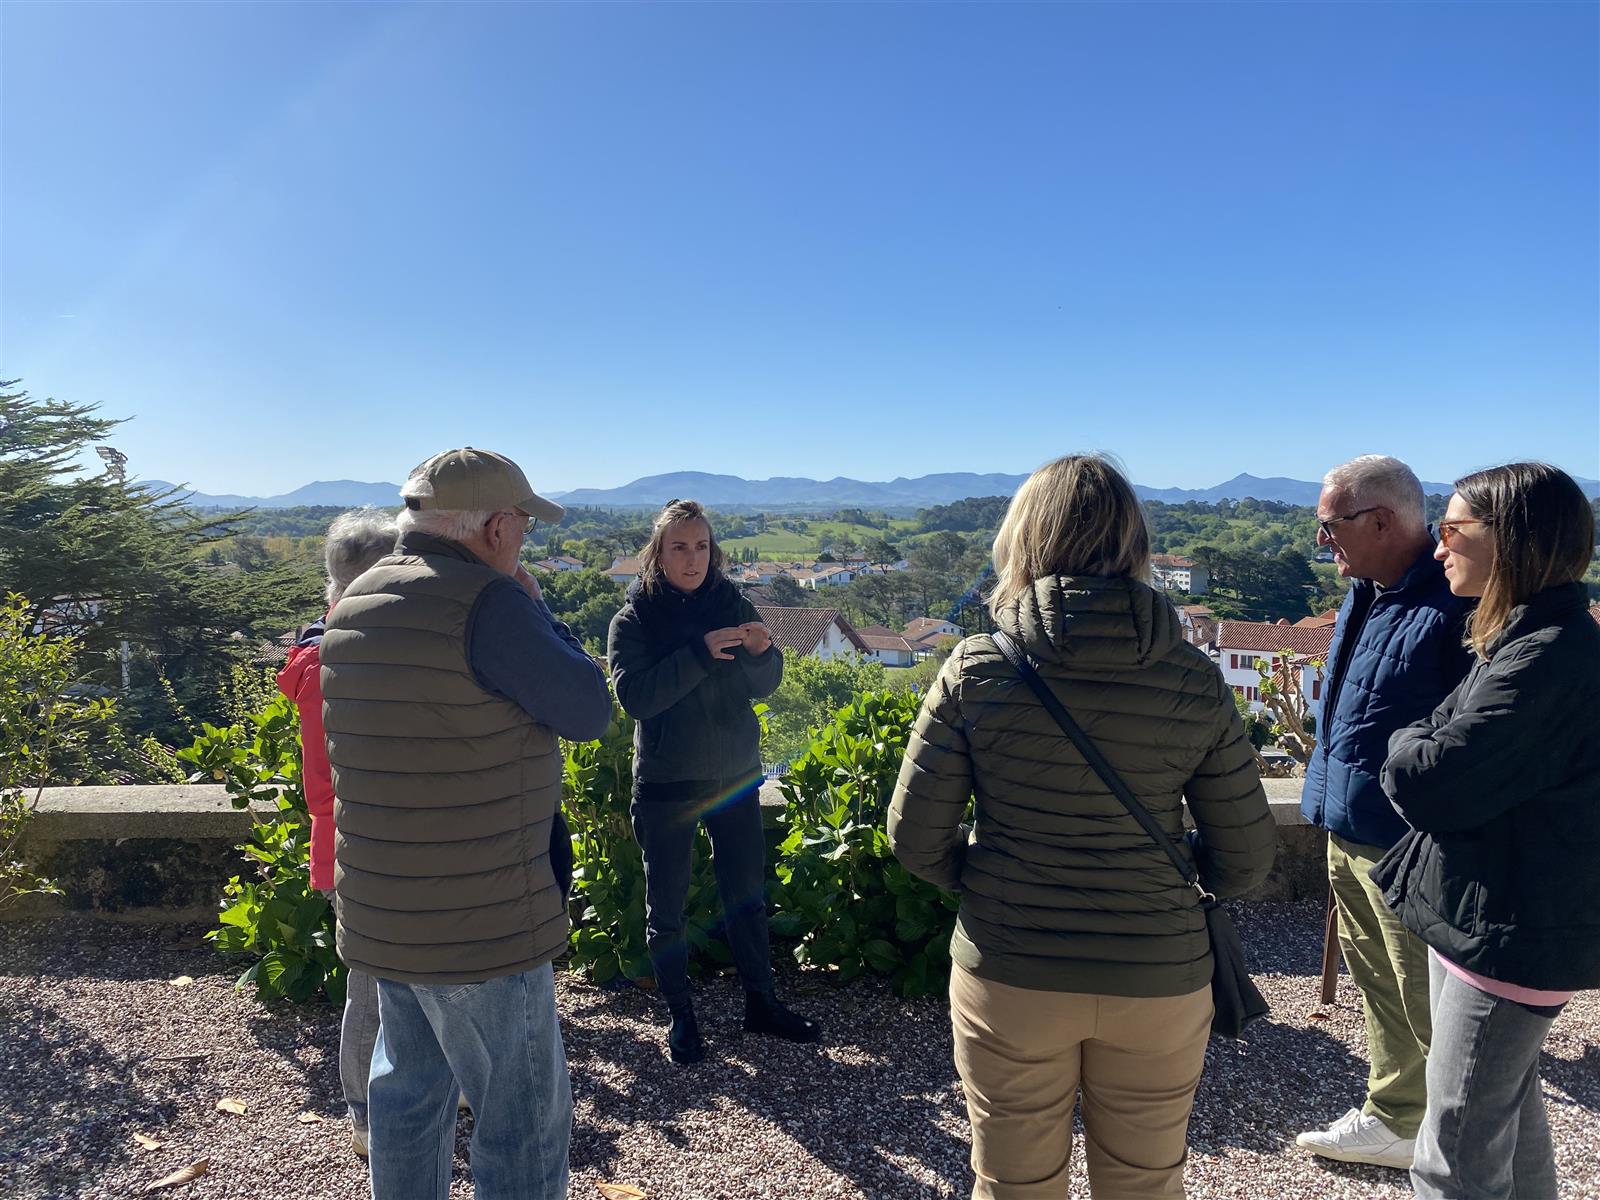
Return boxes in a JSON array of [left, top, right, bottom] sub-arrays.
[[992, 631, 1270, 1038]]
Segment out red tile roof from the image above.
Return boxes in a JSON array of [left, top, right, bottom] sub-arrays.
[[1590, 601, 1600, 627], [1293, 611, 1339, 628], [1151, 554, 1195, 568], [753, 606, 869, 655], [902, 616, 962, 645], [1216, 620, 1335, 658], [859, 632, 916, 654]]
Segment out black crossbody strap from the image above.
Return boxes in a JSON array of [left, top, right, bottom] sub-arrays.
[[991, 630, 1213, 902]]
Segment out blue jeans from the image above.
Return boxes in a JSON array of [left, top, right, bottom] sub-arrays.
[[631, 775, 773, 1009], [368, 964, 570, 1200], [1412, 954, 1563, 1200]]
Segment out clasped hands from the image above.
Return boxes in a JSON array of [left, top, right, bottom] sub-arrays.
[[704, 622, 772, 660]]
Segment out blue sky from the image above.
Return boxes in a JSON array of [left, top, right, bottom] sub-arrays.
[[3, 2, 1596, 497]]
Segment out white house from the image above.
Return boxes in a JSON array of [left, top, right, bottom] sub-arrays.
[[1177, 605, 1218, 651], [1216, 620, 1334, 713], [531, 555, 587, 573], [1151, 554, 1210, 595], [901, 617, 964, 656], [855, 625, 918, 667], [605, 555, 642, 586], [753, 606, 868, 661], [791, 565, 855, 590]]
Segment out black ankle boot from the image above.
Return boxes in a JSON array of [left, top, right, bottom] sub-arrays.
[[668, 1006, 705, 1065], [744, 991, 821, 1043]]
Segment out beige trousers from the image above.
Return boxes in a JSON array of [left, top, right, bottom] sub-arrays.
[[950, 963, 1213, 1200]]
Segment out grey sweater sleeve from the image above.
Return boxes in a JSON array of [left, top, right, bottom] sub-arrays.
[[467, 578, 612, 742]]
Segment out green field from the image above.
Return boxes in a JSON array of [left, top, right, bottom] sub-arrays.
[[718, 529, 817, 558], [719, 518, 919, 561]]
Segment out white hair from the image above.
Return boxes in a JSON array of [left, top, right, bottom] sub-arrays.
[[396, 505, 496, 546], [324, 508, 400, 606], [1322, 455, 1426, 530]]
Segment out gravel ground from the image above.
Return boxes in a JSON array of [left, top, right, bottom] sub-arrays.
[[2, 900, 1597, 1199]]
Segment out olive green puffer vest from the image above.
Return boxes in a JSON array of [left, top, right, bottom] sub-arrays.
[[319, 532, 567, 984]]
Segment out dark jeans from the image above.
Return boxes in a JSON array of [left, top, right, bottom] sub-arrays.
[[630, 774, 773, 1010]]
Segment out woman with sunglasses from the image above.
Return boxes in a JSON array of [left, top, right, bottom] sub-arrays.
[[1374, 461, 1600, 1199]]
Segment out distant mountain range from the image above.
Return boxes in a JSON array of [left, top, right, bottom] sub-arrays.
[[141, 479, 406, 509], [143, 470, 1600, 512]]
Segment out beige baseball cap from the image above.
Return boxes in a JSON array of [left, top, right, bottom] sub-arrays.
[[403, 447, 564, 522]]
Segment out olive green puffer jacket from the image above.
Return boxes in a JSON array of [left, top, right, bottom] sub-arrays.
[[888, 576, 1274, 997]]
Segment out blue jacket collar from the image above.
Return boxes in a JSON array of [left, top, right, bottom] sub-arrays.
[[1354, 543, 1445, 601]]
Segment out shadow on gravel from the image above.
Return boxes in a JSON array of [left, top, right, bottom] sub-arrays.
[[1228, 898, 1332, 977], [1541, 1040, 1600, 1115], [563, 974, 969, 1198], [240, 997, 342, 1104], [1191, 1017, 1369, 1153], [0, 994, 180, 1199]]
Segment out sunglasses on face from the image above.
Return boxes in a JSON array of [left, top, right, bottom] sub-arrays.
[[1436, 517, 1492, 548], [1316, 507, 1380, 537]]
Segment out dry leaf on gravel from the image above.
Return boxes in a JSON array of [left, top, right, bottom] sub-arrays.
[[215, 1097, 248, 1115], [297, 1112, 325, 1124], [142, 1158, 209, 1192], [1306, 1011, 1330, 1021], [133, 1132, 163, 1151], [596, 1184, 648, 1199], [169, 976, 195, 987]]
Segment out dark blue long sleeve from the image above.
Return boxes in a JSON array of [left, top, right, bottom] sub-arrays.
[[467, 578, 612, 742]]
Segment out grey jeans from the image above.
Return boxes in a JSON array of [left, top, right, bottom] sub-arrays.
[[1413, 954, 1564, 1200], [342, 966, 380, 1132]]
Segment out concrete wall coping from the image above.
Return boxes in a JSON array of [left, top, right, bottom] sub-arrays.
[[27, 777, 1310, 843]]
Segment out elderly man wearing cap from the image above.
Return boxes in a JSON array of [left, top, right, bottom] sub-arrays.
[[319, 447, 611, 1200]]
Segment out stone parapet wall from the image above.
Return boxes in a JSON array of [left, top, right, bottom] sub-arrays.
[[11, 780, 1322, 921]]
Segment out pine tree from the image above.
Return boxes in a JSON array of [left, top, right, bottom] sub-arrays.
[[0, 382, 320, 741]]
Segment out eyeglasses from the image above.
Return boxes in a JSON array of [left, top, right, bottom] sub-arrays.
[[1436, 517, 1492, 548], [1316, 507, 1380, 537], [484, 510, 530, 534]]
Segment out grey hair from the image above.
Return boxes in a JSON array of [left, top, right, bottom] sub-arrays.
[[395, 504, 496, 546], [324, 508, 400, 606], [395, 470, 498, 547], [1322, 455, 1426, 530]]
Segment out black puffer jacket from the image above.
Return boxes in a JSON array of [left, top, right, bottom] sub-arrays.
[[1373, 582, 1600, 991], [888, 576, 1275, 997], [608, 575, 783, 783]]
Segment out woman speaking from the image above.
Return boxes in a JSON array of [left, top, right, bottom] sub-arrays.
[[608, 499, 820, 1064]]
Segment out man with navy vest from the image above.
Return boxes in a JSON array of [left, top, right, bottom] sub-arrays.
[[320, 447, 611, 1200], [1295, 455, 1472, 1170]]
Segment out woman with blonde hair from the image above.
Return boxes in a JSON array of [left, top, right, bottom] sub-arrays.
[[889, 454, 1274, 1199], [1375, 462, 1600, 1199], [608, 499, 820, 1065]]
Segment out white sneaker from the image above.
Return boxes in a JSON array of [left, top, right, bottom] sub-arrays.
[[1295, 1106, 1415, 1169], [351, 1126, 369, 1158]]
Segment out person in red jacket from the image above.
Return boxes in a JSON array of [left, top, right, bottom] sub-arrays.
[[277, 507, 399, 1157]]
